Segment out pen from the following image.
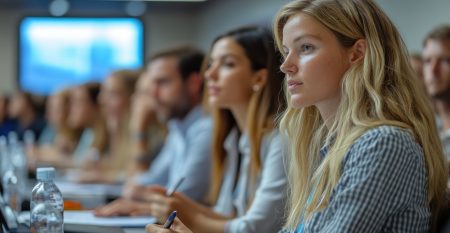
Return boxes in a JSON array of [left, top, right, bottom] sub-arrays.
[[165, 177, 185, 196], [163, 211, 177, 229]]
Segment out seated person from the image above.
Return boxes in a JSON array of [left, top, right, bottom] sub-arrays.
[[67, 83, 108, 178], [32, 89, 82, 168], [275, 0, 447, 232], [78, 69, 139, 183], [0, 95, 15, 137], [94, 46, 212, 204], [101, 26, 288, 233], [148, 1, 449, 233], [422, 25, 450, 162], [128, 71, 168, 174], [8, 91, 46, 141]]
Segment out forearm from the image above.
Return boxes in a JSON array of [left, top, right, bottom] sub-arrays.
[[175, 202, 231, 233], [190, 213, 228, 233]]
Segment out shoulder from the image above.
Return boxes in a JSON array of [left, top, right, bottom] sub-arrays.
[[344, 125, 423, 167], [187, 114, 212, 136], [260, 129, 285, 161], [353, 125, 419, 150]]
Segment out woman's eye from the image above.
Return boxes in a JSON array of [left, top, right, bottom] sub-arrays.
[[223, 61, 235, 68], [300, 44, 314, 53]]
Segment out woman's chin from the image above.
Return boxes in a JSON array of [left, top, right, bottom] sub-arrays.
[[290, 96, 307, 109]]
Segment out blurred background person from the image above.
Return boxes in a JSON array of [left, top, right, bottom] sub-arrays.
[[32, 88, 82, 168], [106, 26, 287, 233], [127, 71, 167, 175], [94, 45, 212, 215], [0, 94, 15, 137], [8, 91, 46, 141], [422, 25, 450, 161], [410, 52, 424, 83], [68, 82, 108, 180], [77, 69, 140, 183]]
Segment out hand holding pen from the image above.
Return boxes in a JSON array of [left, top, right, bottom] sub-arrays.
[[144, 176, 203, 229], [163, 211, 177, 228], [146, 214, 193, 233]]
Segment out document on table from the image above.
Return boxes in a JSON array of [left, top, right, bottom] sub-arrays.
[[64, 211, 156, 227], [56, 181, 123, 197]]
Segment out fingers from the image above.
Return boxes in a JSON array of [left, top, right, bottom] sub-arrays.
[[145, 224, 173, 233], [93, 199, 124, 217], [94, 199, 140, 217], [145, 218, 193, 233], [141, 189, 169, 203], [148, 199, 172, 223], [145, 185, 168, 195], [171, 218, 193, 232], [122, 184, 145, 200], [128, 204, 152, 216]]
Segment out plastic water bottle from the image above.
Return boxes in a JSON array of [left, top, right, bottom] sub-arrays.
[[30, 167, 64, 233], [1, 135, 21, 212], [8, 133, 27, 211], [2, 170, 19, 211], [0, 136, 8, 175]]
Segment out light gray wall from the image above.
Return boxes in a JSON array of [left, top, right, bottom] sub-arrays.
[[376, 0, 450, 53], [195, 0, 450, 53], [143, 7, 198, 56], [0, 10, 20, 94], [194, 0, 290, 50], [1, 0, 450, 94]]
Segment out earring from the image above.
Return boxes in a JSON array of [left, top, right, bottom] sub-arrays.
[[253, 85, 261, 92]]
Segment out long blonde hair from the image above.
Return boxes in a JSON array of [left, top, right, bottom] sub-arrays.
[[102, 69, 139, 178], [274, 0, 448, 230], [206, 26, 286, 204]]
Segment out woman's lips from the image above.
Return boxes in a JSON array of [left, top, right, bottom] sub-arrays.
[[287, 80, 303, 90], [208, 85, 220, 95]]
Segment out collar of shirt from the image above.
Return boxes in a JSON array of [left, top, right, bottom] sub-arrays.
[[167, 105, 203, 137], [224, 127, 251, 156], [320, 135, 335, 158]]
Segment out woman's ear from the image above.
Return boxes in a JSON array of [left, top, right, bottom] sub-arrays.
[[349, 39, 366, 64], [252, 69, 268, 91]]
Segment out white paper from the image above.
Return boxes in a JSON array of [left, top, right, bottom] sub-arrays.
[[56, 181, 123, 197], [64, 211, 156, 227]]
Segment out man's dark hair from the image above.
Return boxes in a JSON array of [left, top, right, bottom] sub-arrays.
[[148, 45, 204, 80], [423, 25, 450, 47]]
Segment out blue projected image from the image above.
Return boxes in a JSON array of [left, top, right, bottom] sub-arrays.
[[19, 17, 144, 95]]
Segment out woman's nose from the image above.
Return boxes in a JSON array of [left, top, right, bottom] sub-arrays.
[[280, 55, 298, 75]]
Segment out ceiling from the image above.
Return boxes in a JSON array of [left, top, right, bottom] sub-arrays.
[[0, 0, 210, 13]]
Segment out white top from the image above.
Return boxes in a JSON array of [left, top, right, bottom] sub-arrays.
[[214, 128, 287, 233]]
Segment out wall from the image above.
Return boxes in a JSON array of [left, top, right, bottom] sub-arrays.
[[0, 10, 20, 94], [1, 0, 450, 94], [195, 0, 450, 53], [194, 0, 290, 50], [143, 7, 198, 56], [377, 0, 450, 53]]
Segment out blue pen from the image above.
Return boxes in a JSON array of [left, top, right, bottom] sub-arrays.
[[163, 211, 177, 229]]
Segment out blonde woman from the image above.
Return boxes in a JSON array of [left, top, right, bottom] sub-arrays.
[[145, 26, 287, 233], [34, 89, 82, 168], [273, 0, 448, 232], [78, 70, 139, 183], [68, 83, 108, 178]]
